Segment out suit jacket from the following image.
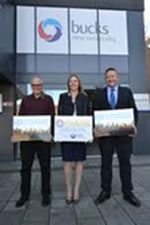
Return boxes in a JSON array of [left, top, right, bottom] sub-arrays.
[[93, 86, 138, 126], [58, 92, 89, 116]]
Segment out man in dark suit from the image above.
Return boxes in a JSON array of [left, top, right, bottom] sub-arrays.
[[93, 67, 141, 207]]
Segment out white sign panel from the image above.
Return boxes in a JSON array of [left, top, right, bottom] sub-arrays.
[[99, 10, 128, 55], [17, 6, 35, 53], [54, 116, 93, 142], [37, 7, 68, 54], [11, 116, 51, 142], [134, 94, 150, 111], [0, 94, 2, 113], [94, 109, 135, 137], [70, 8, 98, 55]]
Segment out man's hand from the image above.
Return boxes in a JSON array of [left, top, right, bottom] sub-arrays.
[[128, 126, 137, 137], [94, 128, 109, 137]]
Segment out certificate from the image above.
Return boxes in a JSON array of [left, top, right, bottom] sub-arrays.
[[54, 116, 93, 142], [94, 108, 135, 137], [11, 116, 51, 142]]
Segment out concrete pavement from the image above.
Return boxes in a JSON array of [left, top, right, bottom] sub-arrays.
[[0, 155, 150, 225]]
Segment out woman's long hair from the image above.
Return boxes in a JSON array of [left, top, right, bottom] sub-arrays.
[[67, 73, 87, 95]]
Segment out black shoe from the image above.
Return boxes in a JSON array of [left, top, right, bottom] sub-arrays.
[[123, 192, 141, 207], [65, 198, 73, 205], [15, 197, 29, 208], [42, 195, 51, 207], [95, 191, 111, 205], [73, 198, 80, 204], [72, 194, 80, 204]]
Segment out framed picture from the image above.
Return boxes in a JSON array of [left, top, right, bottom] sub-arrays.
[[11, 116, 51, 142], [54, 116, 93, 142], [94, 108, 135, 137]]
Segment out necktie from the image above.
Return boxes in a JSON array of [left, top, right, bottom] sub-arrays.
[[110, 88, 115, 109]]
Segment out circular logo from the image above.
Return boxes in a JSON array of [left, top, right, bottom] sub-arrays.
[[70, 134, 76, 139], [56, 119, 64, 127], [38, 18, 62, 42]]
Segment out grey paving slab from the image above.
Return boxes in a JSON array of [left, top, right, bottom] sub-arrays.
[[5, 173, 38, 202], [131, 156, 150, 167], [51, 173, 66, 197], [23, 200, 49, 223], [51, 171, 88, 200], [0, 174, 10, 185], [0, 161, 21, 172], [137, 192, 150, 202], [0, 174, 6, 180], [3, 201, 27, 212], [132, 183, 147, 194], [30, 172, 39, 187], [97, 197, 135, 225], [1, 155, 150, 172], [111, 178, 122, 195], [51, 171, 65, 183], [0, 174, 11, 186], [30, 190, 42, 201], [0, 157, 150, 225], [78, 180, 89, 197], [51, 203, 74, 214], [51, 172, 66, 198], [78, 217, 105, 225], [51, 159, 63, 169], [83, 169, 100, 197], [51, 198, 67, 209], [140, 200, 150, 210], [0, 174, 20, 188], [133, 168, 150, 192], [22, 222, 48, 225], [110, 168, 122, 195], [114, 196, 150, 225], [51, 178, 65, 185], [132, 213, 150, 225], [110, 167, 146, 195], [52, 191, 65, 198], [0, 188, 15, 201], [0, 202, 6, 212], [50, 206, 76, 225], [32, 175, 41, 191], [86, 158, 101, 168], [114, 195, 150, 215], [0, 211, 25, 225], [9, 187, 21, 201], [74, 196, 100, 219]]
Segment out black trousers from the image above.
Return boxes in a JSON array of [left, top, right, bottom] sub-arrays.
[[98, 136, 133, 195], [20, 141, 51, 199]]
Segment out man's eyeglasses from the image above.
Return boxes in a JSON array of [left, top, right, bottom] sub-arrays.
[[31, 84, 42, 87]]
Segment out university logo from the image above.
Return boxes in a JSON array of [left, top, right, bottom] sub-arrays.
[[56, 119, 64, 127], [38, 18, 62, 42]]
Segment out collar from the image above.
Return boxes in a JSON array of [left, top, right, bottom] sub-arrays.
[[107, 86, 118, 92], [31, 92, 45, 99]]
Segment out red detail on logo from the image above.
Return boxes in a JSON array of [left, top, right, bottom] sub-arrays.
[[38, 21, 52, 41]]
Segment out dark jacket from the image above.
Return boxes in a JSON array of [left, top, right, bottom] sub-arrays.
[[92, 86, 138, 125], [58, 92, 89, 116]]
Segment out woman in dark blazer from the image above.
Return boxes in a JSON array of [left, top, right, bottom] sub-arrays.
[[58, 74, 89, 204]]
